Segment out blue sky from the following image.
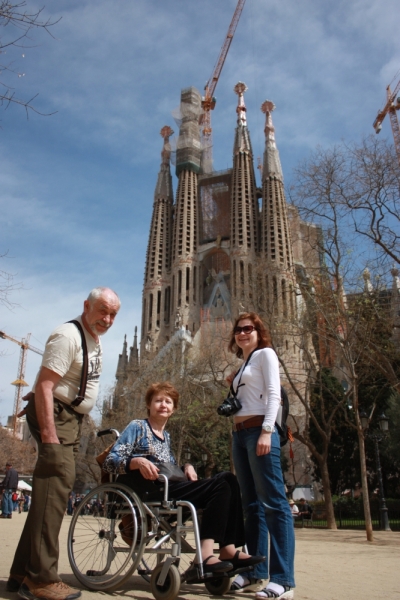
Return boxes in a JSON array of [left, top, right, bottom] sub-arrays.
[[0, 0, 399, 423]]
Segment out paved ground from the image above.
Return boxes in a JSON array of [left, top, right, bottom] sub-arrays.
[[1, 513, 399, 600]]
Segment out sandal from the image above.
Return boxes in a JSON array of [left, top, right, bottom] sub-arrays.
[[255, 585, 294, 599], [230, 574, 263, 591]]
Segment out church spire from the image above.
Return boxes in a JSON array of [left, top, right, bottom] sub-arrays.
[[260, 100, 293, 269], [261, 100, 283, 180], [232, 81, 252, 155], [141, 127, 174, 356], [115, 334, 128, 381], [230, 82, 259, 313], [128, 326, 139, 372]]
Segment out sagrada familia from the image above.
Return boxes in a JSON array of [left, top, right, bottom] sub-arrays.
[[112, 81, 400, 490], [115, 83, 321, 382]]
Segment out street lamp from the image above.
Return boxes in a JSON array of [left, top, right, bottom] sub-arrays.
[[360, 409, 391, 531]]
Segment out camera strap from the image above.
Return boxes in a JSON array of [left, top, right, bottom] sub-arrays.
[[231, 349, 257, 396]]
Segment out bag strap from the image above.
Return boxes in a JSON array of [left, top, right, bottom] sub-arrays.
[[231, 349, 257, 396], [67, 320, 89, 407]]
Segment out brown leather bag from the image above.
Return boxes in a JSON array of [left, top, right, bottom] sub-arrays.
[[95, 443, 114, 483]]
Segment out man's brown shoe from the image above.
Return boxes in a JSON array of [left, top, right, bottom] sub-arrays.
[[18, 578, 81, 600], [6, 574, 24, 592]]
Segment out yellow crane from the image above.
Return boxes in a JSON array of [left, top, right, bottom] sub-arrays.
[[0, 330, 43, 435], [373, 77, 400, 169]]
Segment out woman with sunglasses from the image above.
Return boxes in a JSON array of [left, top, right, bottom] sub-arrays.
[[227, 313, 295, 600]]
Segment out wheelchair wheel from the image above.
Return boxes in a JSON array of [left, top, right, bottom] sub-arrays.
[[204, 576, 233, 596], [138, 520, 194, 583], [150, 562, 181, 600], [67, 483, 147, 591]]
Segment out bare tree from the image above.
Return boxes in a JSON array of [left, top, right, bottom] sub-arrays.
[[287, 142, 400, 541], [0, 1, 59, 116], [0, 251, 22, 310]]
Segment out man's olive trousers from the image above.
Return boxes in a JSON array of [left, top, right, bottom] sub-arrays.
[[10, 397, 82, 583]]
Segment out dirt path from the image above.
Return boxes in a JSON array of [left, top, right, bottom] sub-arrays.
[[1, 514, 399, 600]]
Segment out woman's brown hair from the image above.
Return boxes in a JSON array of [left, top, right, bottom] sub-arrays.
[[228, 312, 272, 358], [145, 381, 180, 416]]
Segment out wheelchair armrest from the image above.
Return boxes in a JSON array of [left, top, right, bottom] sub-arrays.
[[157, 473, 169, 504]]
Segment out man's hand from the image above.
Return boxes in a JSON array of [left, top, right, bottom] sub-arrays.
[[35, 367, 62, 444], [256, 431, 272, 456], [130, 457, 160, 480]]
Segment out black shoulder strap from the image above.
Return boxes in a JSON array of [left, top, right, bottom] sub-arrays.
[[67, 320, 88, 407], [231, 349, 257, 396]]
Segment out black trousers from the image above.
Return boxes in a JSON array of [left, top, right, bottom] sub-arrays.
[[118, 471, 245, 549]]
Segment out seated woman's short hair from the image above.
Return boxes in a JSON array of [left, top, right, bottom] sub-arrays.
[[145, 382, 180, 415]]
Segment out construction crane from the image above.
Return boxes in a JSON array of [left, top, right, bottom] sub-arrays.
[[0, 330, 43, 435], [201, 0, 246, 173], [373, 77, 400, 168]]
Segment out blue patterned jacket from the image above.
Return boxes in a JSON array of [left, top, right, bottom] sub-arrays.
[[103, 419, 177, 474]]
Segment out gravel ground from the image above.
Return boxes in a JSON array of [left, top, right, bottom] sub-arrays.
[[1, 513, 399, 600]]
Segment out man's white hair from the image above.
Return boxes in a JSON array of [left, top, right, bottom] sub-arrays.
[[87, 287, 120, 307]]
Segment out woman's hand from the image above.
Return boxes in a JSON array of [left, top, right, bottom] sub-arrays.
[[256, 432, 272, 456], [226, 370, 236, 385], [130, 457, 160, 480], [184, 463, 198, 481]]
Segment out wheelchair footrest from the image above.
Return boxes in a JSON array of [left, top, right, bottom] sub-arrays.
[[184, 565, 230, 585]]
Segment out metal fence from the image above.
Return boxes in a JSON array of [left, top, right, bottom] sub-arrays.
[[294, 501, 400, 531]]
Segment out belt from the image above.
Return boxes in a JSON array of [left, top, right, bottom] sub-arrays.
[[233, 416, 264, 432]]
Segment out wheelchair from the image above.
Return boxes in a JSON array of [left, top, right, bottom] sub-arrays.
[[67, 428, 238, 600]]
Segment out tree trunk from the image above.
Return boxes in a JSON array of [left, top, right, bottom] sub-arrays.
[[357, 427, 374, 541], [319, 458, 337, 529]]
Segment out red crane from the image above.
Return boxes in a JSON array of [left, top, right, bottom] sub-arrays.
[[373, 77, 400, 168], [201, 0, 246, 173], [0, 330, 43, 435]]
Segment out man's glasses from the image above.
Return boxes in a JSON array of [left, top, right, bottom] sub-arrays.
[[234, 325, 257, 335]]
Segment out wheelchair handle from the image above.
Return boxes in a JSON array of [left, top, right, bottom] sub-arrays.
[[97, 428, 120, 439]]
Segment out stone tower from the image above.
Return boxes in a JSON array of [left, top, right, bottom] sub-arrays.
[[230, 82, 259, 316], [170, 87, 202, 337], [141, 126, 174, 355], [260, 100, 297, 322]]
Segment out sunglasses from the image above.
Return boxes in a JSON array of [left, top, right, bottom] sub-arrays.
[[234, 325, 257, 335]]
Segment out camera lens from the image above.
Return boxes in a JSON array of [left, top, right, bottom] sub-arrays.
[[217, 402, 230, 416]]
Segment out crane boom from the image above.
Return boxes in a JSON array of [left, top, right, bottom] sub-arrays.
[[0, 330, 43, 355], [201, 0, 246, 173], [206, 0, 247, 99], [373, 79, 400, 168], [0, 330, 43, 435]]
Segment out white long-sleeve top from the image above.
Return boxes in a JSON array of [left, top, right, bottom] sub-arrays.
[[232, 348, 281, 429]]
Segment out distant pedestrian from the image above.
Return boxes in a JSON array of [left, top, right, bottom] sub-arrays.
[[0, 462, 19, 519], [288, 499, 299, 519]]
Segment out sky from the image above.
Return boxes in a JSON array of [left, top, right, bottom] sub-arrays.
[[0, 0, 399, 424]]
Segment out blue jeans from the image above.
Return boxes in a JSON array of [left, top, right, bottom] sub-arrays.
[[233, 427, 295, 587], [2, 489, 13, 516]]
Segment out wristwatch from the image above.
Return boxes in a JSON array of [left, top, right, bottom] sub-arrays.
[[262, 424, 275, 433]]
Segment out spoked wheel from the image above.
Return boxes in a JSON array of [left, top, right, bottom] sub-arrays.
[[67, 483, 147, 591], [204, 576, 233, 596], [138, 518, 194, 583], [150, 562, 181, 600]]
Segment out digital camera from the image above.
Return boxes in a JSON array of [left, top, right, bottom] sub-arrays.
[[217, 393, 242, 417]]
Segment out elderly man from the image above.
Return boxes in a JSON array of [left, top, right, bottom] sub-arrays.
[[0, 462, 19, 518], [8, 287, 120, 600]]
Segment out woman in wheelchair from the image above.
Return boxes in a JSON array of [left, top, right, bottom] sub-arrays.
[[103, 381, 264, 576]]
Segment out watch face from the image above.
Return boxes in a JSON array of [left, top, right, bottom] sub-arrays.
[[263, 425, 273, 433]]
